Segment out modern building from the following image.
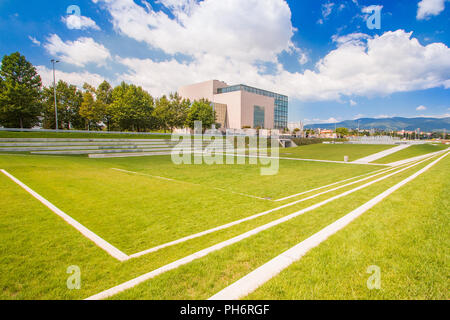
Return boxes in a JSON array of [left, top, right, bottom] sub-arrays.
[[178, 80, 288, 130]]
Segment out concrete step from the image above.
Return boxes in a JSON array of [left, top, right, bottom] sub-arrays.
[[0, 141, 177, 147], [0, 145, 177, 152], [0, 138, 172, 142], [0, 137, 209, 143], [89, 152, 175, 158], [31, 147, 205, 155]]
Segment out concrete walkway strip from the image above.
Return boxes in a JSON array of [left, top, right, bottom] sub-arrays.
[[0, 169, 129, 262], [352, 144, 411, 163], [209, 151, 449, 300], [274, 167, 389, 202], [86, 153, 436, 300], [386, 148, 449, 166]]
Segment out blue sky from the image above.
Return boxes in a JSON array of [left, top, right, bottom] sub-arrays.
[[0, 0, 449, 124]]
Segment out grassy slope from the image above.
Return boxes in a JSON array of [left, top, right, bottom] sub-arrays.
[[0, 153, 446, 299], [279, 144, 395, 162], [373, 144, 449, 164], [247, 155, 449, 299], [0, 153, 394, 300]]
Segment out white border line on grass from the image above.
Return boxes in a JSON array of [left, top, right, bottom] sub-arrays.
[[86, 153, 438, 300], [209, 151, 449, 300], [0, 169, 129, 262]]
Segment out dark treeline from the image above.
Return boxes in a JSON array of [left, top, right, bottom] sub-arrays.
[[0, 52, 216, 132]]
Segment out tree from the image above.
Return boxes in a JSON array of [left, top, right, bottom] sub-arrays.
[[79, 90, 105, 130], [168, 92, 190, 131], [108, 82, 155, 131], [186, 99, 215, 131], [0, 52, 42, 128], [42, 80, 84, 129], [153, 95, 171, 132], [335, 127, 349, 138], [153, 92, 190, 132], [96, 81, 113, 130]]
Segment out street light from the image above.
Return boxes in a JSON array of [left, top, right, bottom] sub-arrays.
[[51, 59, 60, 130]]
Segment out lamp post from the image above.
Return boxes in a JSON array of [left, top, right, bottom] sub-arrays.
[[51, 59, 60, 130]]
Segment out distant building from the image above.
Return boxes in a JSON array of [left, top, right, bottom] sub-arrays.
[[288, 121, 304, 133], [178, 80, 288, 130], [318, 129, 337, 139]]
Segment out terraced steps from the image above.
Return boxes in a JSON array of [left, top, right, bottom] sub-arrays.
[[0, 138, 209, 157]]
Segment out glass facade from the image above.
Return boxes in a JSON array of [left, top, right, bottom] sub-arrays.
[[253, 106, 265, 128], [217, 84, 288, 129]]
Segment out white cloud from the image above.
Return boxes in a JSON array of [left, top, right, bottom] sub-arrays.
[[416, 105, 427, 111], [332, 32, 369, 45], [304, 117, 339, 125], [62, 14, 101, 30], [28, 36, 40, 46], [91, 1, 450, 103], [277, 30, 450, 101], [115, 30, 450, 102], [417, 0, 448, 20], [44, 34, 111, 67], [36, 66, 108, 88], [94, 0, 296, 63], [322, 2, 335, 19], [362, 5, 383, 14], [375, 114, 393, 119], [350, 99, 357, 106]]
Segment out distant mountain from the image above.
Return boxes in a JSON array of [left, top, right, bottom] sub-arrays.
[[305, 117, 450, 132]]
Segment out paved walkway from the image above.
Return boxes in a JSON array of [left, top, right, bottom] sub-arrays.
[[387, 149, 449, 166], [352, 144, 410, 164]]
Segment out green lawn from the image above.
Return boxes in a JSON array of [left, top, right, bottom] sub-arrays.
[[373, 143, 449, 164], [0, 150, 447, 300], [279, 144, 395, 162]]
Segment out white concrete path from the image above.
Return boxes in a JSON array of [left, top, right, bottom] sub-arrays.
[[352, 144, 410, 164], [86, 154, 436, 300], [209, 151, 449, 300], [387, 148, 449, 167]]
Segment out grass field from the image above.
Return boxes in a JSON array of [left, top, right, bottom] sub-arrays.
[[0, 143, 448, 300], [279, 144, 395, 162], [373, 143, 449, 164]]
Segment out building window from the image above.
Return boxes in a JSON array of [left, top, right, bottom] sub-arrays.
[[254, 105, 265, 129]]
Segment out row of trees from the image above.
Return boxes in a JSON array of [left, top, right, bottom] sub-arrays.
[[0, 52, 216, 131]]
